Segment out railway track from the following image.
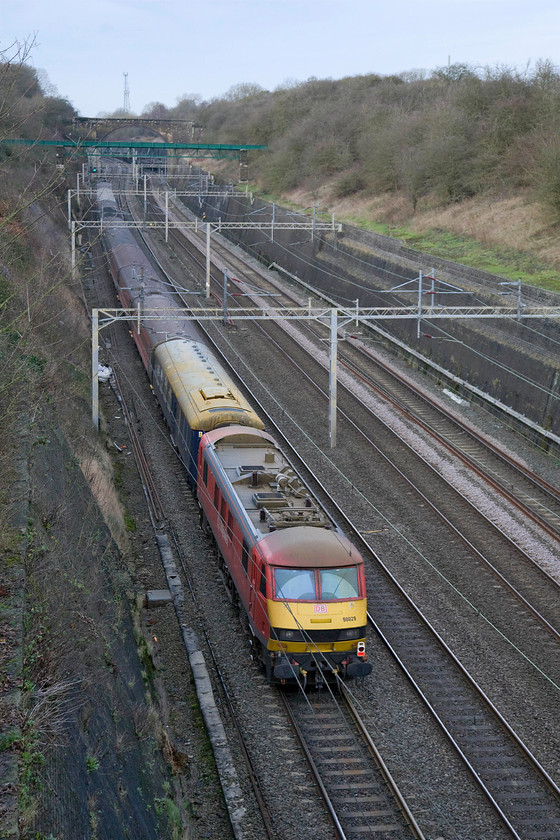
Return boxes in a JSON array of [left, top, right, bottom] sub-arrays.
[[282, 688, 423, 840], [112, 178, 560, 837], [366, 593, 560, 840], [338, 338, 560, 539], [151, 185, 560, 544]]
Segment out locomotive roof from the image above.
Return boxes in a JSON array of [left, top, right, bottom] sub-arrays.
[[258, 526, 361, 568], [201, 427, 344, 540]]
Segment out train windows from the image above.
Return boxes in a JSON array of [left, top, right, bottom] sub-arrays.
[[259, 567, 267, 597], [214, 485, 220, 510], [320, 567, 359, 600], [202, 460, 208, 485], [273, 567, 359, 601], [241, 541, 249, 574], [274, 568, 316, 601]]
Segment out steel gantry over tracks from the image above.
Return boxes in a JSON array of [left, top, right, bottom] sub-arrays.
[[0, 138, 267, 160], [71, 207, 341, 298], [91, 302, 560, 446]]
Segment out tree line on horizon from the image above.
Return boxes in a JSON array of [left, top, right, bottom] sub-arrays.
[[135, 61, 560, 215], [4, 43, 560, 215]]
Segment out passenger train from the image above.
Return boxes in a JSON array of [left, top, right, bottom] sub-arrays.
[[96, 181, 263, 481], [96, 181, 372, 686]]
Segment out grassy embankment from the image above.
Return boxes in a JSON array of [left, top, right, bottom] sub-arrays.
[[270, 186, 560, 293]]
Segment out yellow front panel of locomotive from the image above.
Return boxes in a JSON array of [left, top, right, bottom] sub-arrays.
[[267, 598, 368, 652], [268, 598, 367, 627]]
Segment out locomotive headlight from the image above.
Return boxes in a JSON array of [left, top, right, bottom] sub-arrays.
[[276, 628, 303, 642], [340, 628, 360, 640]]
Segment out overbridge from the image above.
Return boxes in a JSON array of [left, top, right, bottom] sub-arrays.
[[1, 137, 267, 180], [70, 116, 204, 144]]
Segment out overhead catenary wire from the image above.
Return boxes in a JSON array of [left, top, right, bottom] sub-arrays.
[[209, 200, 560, 405], [105, 172, 560, 693]]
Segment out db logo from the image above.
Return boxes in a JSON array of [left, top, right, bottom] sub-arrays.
[[313, 604, 327, 613]]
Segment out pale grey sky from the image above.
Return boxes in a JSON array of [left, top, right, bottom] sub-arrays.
[[2, 0, 559, 116]]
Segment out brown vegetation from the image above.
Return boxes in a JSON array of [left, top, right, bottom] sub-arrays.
[[141, 61, 560, 272], [0, 42, 154, 838]]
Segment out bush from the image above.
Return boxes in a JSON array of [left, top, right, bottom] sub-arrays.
[[333, 171, 365, 198]]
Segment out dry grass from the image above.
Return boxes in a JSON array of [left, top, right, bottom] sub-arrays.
[[79, 452, 129, 552], [407, 194, 560, 264], [286, 184, 560, 271]]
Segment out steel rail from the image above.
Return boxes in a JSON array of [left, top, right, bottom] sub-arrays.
[[131, 179, 560, 835], [337, 342, 560, 541], [167, 219, 560, 838], [280, 688, 425, 840], [340, 684, 426, 839], [279, 691, 348, 840]]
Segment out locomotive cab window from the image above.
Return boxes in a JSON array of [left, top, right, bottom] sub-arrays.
[[273, 566, 360, 601], [320, 567, 359, 600], [274, 568, 316, 601]]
